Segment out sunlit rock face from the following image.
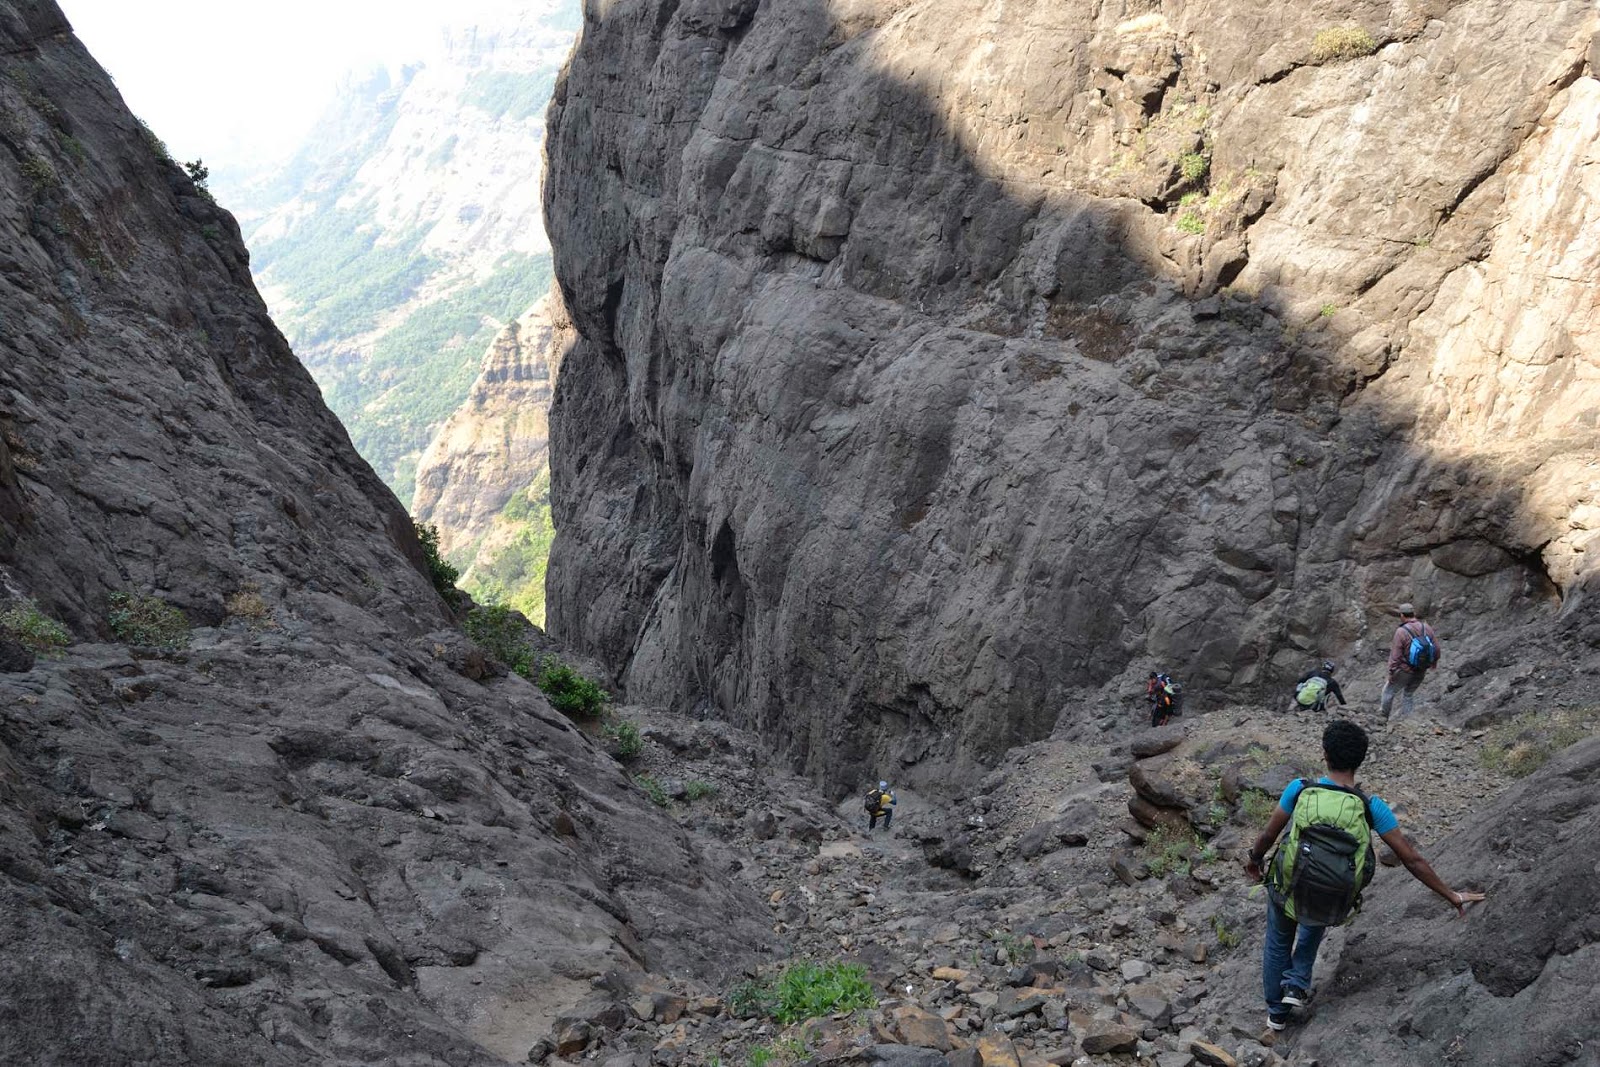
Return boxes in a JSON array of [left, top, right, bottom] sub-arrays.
[[413, 290, 574, 622], [544, 0, 1599, 787]]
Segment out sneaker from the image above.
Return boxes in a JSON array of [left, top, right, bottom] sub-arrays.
[[1267, 1011, 1292, 1031], [1280, 986, 1311, 1008]]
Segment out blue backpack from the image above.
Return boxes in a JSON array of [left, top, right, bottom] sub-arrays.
[[1404, 623, 1437, 669]]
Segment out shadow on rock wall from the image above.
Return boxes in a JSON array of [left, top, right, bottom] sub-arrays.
[[544, 0, 1599, 791]]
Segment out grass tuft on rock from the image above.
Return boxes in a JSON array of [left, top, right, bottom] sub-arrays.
[[107, 592, 190, 651], [604, 717, 644, 760], [0, 599, 71, 652], [1312, 26, 1378, 62], [1479, 707, 1600, 778], [731, 961, 876, 1025]]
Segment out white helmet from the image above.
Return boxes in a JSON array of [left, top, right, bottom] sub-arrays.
[[878, 781, 888, 790]]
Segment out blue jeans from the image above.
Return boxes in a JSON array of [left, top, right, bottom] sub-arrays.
[[1263, 897, 1326, 1012]]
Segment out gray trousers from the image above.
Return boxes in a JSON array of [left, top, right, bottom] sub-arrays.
[[1380, 670, 1427, 719]]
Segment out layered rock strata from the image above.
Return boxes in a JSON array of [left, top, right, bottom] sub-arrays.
[[0, 3, 768, 1061], [544, 0, 1600, 787], [413, 291, 573, 573]]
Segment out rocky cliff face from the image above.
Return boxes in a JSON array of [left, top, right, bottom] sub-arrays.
[[414, 290, 574, 623], [0, 3, 768, 1062], [544, 0, 1600, 788]]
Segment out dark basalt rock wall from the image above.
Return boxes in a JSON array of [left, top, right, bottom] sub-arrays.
[[544, 0, 1599, 790]]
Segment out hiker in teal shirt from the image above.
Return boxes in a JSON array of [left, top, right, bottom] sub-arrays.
[[1243, 721, 1485, 1032]]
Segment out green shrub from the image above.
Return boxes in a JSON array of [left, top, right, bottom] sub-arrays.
[[21, 155, 57, 191], [1311, 26, 1378, 62], [414, 522, 461, 600], [634, 775, 669, 807], [136, 117, 173, 162], [537, 656, 608, 719], [1211, 914, 1241, 950], [107, 592, 190, 650], [1480, 708, 1600, 778], [604, 718, 644, 760], [684, 779, 719, 801], [732, 961, 876, 1025], [1179, 151, 1209, 184], [1143, 825, 1206, 877], [993, 928, 1037, 963], [0, 599, 70, 652], [1238, 788, 1277, 825], [463, 603, 532, 667], [1176, 211, 1205, 235], [747, 1037, 806, 1067], [1320, 303, 1339, 317]]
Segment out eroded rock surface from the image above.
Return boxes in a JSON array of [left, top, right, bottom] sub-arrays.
[[0, 3, 770, 1061], [544, 0, 1600, 788]]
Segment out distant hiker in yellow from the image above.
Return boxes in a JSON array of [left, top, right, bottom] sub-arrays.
[[864, 781, 896, 831]]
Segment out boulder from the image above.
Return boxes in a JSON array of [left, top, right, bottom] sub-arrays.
[[0, 636, 34, 673]]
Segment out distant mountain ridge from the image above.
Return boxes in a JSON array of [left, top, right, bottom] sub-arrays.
[[221, 2, 577, 501]]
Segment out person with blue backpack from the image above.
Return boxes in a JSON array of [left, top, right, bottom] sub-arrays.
[[1380, 603, 1439, 720], [1243, 720, 1484, 1032]]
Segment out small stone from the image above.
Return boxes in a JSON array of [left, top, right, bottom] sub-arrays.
[[1120, 960, 1151, 981], [1190, 1040, 1237, 1067], [933, 966, 970, 981], [975, 1031, 1023, 1067], [1080, 1024, 1139, 1055]]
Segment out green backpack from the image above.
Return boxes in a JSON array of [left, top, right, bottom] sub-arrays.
[[1295, 677, 1329, 707], [1267, 780, 1377, 927]]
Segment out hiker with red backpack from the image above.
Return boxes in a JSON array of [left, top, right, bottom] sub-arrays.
[[1380, 603, 1439, 720], [1146, 672, 1182, 728], [1242, 720, 1484, 1031]]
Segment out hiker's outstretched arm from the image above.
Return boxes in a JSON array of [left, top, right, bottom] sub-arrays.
[[1379, 828, 1484, 916], [1243, 808, 1290, 882]]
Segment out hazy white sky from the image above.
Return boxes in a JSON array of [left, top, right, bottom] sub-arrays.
[[59, 0, 534, 168]]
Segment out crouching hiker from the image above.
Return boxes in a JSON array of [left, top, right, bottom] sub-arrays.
[[864, 781, 896, 831], [1242, 720, 1485, 1031], [1290, 660, 1346, 713]]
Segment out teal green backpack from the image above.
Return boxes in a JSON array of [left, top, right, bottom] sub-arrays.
[[1267, 781, 1377, 927]]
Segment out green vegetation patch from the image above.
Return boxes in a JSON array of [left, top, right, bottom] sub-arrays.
[[1238, 788, 1277, 825], [1143, 825, 1213, 878], [1179, 151, 1209, 184], [730, 961, 876, 1025], [321, 253, 555, 498], [460, 70, 558, 122], [462, 603, 531, 669], [460, 473, 556, 626], [1479, 707, 1600, 778], [634, 774, 669, 807], [684, 779, 719, 801], [0, 599, 70, 652], [107, 592, 190, 651], [537, 656, 608, 719], [415, 522, 462, 601], [1312, 26, 1378, 62], [604, 717, 644, 760]]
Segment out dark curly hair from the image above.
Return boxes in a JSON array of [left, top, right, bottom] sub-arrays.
[[1322, 719, 1369, 772]]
